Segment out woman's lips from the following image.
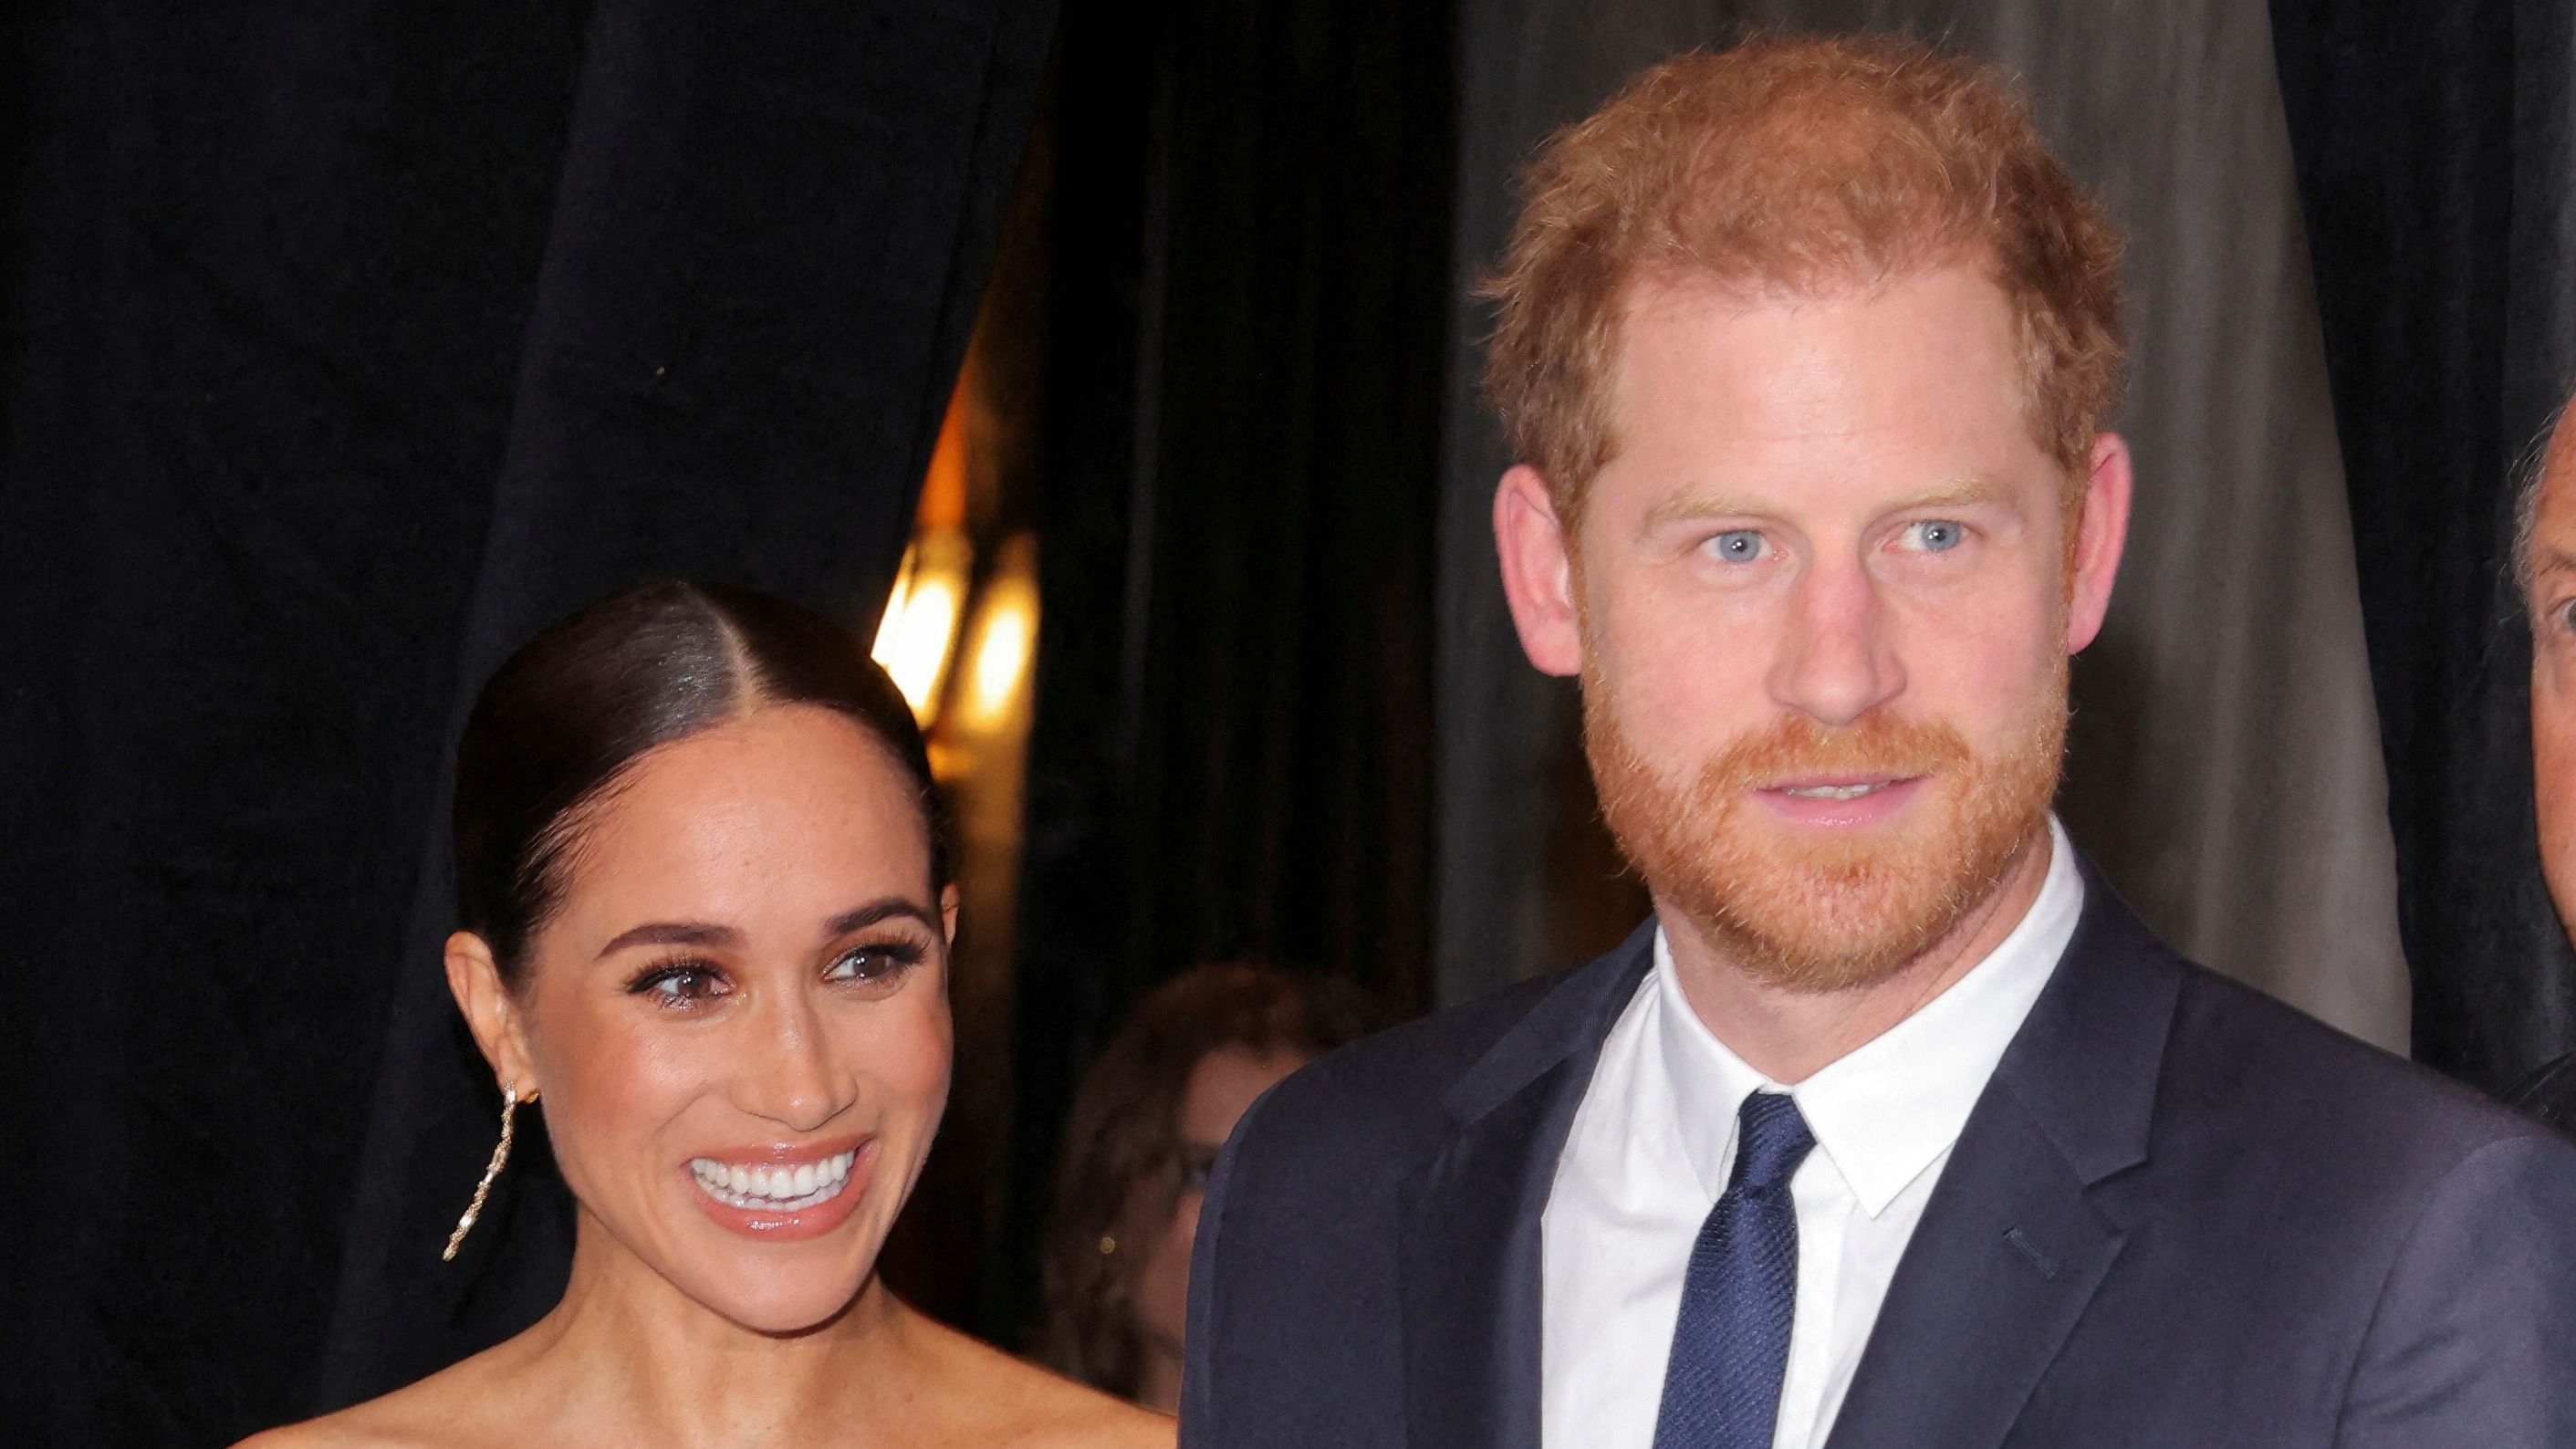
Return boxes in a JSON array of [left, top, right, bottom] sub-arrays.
[[685, 1136, 877, 1241], [1753, 774, 1928, 828]]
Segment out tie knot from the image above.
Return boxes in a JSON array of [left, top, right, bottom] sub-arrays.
[[1729, 1091, 1814, 1193]]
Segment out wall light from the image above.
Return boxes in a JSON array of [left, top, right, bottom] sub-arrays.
[[871, 527, 974, 726], [955, 534, 1038, 733]]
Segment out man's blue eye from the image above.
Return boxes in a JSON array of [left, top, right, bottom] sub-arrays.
[[1711, 530, 1764, 563], [1910, 520, 1965, 552]]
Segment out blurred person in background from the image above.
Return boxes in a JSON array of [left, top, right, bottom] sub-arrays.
[[2514, 403, 2576, 1131], [1038, 963, 1384, 1413]]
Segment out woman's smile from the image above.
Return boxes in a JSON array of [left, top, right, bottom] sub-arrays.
[[683, 1135, 880, 1240]]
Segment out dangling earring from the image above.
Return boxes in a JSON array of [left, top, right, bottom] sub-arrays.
[[442, 1086, 535, 1262]]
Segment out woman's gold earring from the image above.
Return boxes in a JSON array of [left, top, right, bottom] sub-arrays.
[[442, 1086, 535, 1262]]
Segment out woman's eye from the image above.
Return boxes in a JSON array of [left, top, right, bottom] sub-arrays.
[[631, 964, 728, 1006], [1707, 529, 1766, 564], [824, 943, 922, 985], [1903, 519, 1966, 553]]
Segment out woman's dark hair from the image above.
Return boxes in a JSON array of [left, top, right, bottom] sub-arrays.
[[1036, 962, 1388, 1398], [454, 579, 943, 981]]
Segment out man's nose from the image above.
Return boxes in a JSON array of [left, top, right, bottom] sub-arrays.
[[733, 992, 851, 1134], [1767, 551, 1905, 728]]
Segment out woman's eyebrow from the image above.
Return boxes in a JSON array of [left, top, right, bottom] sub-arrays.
[[823, 898, 940, 937], [592, 901, 936, 958], [595, 921, 742, 958]]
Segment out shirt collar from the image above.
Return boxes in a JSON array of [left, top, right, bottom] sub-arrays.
[[1653, 814, 2084, 1215]]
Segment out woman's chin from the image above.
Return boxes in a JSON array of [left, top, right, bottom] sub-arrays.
[[648, 1214, 892, 1337], [693, 1270, 874, 1338]]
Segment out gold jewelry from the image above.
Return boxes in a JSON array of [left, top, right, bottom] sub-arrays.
[[1098, 1234, 1119, 1256], [442, 1086, 535, 1262]]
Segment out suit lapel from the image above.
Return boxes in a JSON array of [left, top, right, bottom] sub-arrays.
[[1820, 1093, 2131, 1449], [1824, 866, 2179, 1449], [1397, 927, 1655, 1449]]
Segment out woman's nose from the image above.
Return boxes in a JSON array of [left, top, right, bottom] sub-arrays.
[[734, 993, 851, 1133]]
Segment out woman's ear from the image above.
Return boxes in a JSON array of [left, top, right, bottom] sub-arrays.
[[939, 883, 962, 948], [444, 931, 539, 1097]]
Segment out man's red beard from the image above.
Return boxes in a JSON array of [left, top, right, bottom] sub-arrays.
[[1582, 661, 2067, 994]]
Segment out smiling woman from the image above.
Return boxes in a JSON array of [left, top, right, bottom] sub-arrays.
[[242, 582, 1169, 1449]]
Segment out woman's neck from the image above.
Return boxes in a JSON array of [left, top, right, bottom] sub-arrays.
[[502, 1214, 919, 1446]]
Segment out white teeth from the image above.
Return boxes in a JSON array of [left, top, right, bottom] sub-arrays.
[[687, 1151, 860, 1213], [1783, 782, 1884, 799]]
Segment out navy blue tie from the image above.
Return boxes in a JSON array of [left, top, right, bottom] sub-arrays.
[[1651, 1090, 1817, 1449]]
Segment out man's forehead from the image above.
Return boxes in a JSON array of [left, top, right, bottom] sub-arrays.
[[2535, 423, 2576, 540], [1607, 266, 2017, 413], [1622, 238, 1999, 311], [2524, 422, 2576, 599], [2548, 421, 2576, 506]]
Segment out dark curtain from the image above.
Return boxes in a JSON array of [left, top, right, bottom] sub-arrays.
[[1001, 0, 1454, 1340], [2271, 0, 2576, 1087], [0, 1, 1053, 1441]]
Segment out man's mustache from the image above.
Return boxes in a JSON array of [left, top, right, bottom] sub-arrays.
[[1691, 714, 1972, 798]]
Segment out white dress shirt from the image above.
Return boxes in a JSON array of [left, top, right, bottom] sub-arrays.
[[1539, 816, 2083, 1449]]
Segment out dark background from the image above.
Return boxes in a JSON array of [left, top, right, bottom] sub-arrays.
[[2273, 0, 2576, 1085], [2, 0, 2569, 1442]]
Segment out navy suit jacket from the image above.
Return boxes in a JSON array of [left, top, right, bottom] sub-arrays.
[[1180, 867, 2576, 1448]]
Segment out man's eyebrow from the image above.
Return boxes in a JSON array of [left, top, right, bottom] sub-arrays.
[[1891, 474, 2011, 510], [1636, 474, 2010, 535], [595, 921, 742, 959], [822, 898, 941, 937], [1640, 488, 1767, 534]]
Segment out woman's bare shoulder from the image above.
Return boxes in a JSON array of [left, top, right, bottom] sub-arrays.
[[1013, 1368, 1173, 1449], [235, 1417, 416, 1449], [908, 1314, 1173, 1448], [230, 1345, 527, 1449], [233, 1402, 438, 1449]]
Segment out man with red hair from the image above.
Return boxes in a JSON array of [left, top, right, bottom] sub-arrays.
[[1181, 33, 2576, 1449]]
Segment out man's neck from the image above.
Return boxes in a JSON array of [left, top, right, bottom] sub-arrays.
[[1659, 827, 2054, 1084]]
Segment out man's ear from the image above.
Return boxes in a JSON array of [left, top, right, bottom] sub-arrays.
[[2065, 433, 2133, 653], [444, 931, 539, 1098], [939, 883, 961, 948], [1494, 464, 1585, 677]]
